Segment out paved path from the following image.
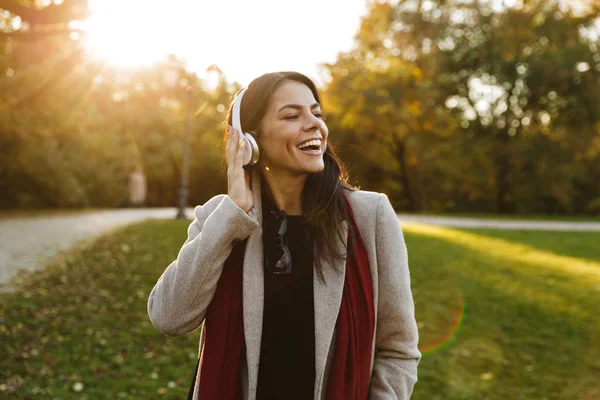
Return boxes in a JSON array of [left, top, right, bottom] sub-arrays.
[[0, 208, 193, 290], [1, 209, 598, 290]]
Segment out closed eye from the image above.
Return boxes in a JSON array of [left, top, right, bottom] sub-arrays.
[[283, 112, 325, 121]]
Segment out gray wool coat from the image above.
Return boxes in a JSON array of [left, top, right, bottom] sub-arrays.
[[147, 169, 421, 400]]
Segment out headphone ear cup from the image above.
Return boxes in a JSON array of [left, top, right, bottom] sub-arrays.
[[243, 132, 260, 167]]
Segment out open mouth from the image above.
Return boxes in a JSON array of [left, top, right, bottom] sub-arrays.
[[296, 139, 322, 154]]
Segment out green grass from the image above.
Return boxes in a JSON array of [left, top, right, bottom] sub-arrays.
[[457, 229, 600, 262], [0, 220, 197, 399], [1, 221, 599, 399], [413, 212, 600, 222], [406, 224, 600, 400]]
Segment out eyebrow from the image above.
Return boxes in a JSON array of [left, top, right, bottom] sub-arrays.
[[278, 103, 321, 112]]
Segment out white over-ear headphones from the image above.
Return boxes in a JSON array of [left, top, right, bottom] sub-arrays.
[[232, 88, 260, 167]]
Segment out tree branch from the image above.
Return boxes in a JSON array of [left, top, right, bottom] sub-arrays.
[[0, 0, 88, 25], [0, 29, 87, 40]]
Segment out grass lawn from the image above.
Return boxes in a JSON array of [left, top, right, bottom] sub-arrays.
[[413, 212, 600, 222], [405, 224, 600, 400], [1, 220, 599, 399]]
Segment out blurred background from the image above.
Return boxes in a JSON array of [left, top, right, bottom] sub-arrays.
[[0, 0, 598, 214], [0, 0, 599, 399]]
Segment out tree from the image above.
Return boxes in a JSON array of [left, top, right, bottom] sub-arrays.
[[323, 0, 600, 214], [0, 0, 88, 27]]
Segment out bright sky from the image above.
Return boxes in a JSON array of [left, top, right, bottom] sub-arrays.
[[84, 0, 368, 86]]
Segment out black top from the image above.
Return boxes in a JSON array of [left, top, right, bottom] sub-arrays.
[[256, 193, 315, 400]]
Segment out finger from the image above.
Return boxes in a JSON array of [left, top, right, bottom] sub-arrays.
[[229, 127, 241, 169], [227, 125, 235, 152], [226, 125, 232, 148], [226, 125, 236, 167], [234, 130, 246, 170]]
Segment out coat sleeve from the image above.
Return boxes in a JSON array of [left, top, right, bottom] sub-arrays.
[[369, 193, 421, 399], [147, 195, 260, 336]]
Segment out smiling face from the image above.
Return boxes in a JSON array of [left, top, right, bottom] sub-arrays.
[[257, 80, 329, 177]]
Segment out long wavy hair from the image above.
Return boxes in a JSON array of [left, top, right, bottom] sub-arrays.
[[224, 71, 357, 278]]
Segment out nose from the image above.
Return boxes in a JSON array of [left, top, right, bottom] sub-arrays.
[[303, 114, 324, 132]]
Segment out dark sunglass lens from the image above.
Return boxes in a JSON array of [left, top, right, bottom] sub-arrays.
[[277, 217, 287, 236], [273, 246, 292, 274]]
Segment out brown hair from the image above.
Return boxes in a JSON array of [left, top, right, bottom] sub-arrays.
[[224, 71, 357, 278]]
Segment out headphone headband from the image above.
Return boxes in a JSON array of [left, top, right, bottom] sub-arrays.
[[230, 87, 260, 167], [232, 88, 247, 133]]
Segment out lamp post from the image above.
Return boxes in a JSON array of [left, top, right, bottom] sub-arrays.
[[172, 63, 222, 219], [176, 85, 192, 219], [163, 62, 193, 220]]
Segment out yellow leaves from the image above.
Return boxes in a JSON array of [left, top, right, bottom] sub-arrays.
[[480, 372, 494, 381], [12, 322, 25, 334], [375, 88, 389, 98], [113, 354, 125, 365], [445, 338, 505, 395], [0, 220, 205, 398], [533, 13, 546, 27], [395, 124, 409, 138], [406, 100, 422, 117], [503, 52, 515, 62], [156, 381, 178, 395], [375, 103, 394, 116], [72, 382, 84, 392]]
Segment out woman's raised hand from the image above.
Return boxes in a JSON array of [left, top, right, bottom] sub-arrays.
[[226, 125, 254, 213]]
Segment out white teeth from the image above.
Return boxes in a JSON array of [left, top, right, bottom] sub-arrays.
[[297, 139, 322, 150]]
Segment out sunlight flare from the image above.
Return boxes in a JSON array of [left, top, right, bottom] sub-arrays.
[[402, 223, 600, 283], [83, 0, 186, 68], [80, 0, 366, 84]]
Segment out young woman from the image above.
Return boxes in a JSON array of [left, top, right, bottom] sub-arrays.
[[147, 71, 421, 400]]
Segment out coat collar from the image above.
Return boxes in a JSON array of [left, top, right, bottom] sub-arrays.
[[242, 168, 348, 400]]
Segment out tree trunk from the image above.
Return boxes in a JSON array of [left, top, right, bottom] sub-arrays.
[[394, 138, 418, 212], [494, 133, 512, 214]]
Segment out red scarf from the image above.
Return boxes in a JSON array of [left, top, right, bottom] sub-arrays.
[[197, 193, 375, 399]]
